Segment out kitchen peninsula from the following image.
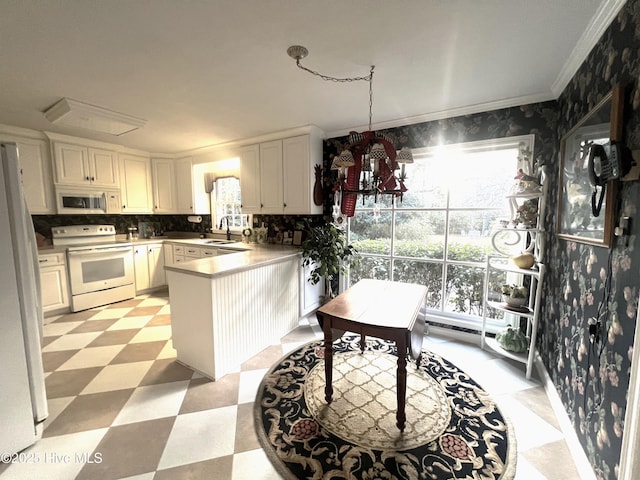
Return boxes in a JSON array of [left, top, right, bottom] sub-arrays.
[[165, 244, 301, 380]]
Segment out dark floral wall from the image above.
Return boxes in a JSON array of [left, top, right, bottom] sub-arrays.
[[543, 2, 640, 479], [322, 2, 640, 477]]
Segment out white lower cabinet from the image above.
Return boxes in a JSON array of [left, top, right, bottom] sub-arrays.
[[38, 252, 69, 314], [300, 261, 323, 316], [134, 243, 166, 292], [168, 244, 221, 265]]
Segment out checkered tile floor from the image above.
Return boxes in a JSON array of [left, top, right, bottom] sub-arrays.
[[1, 289, 583, 479]]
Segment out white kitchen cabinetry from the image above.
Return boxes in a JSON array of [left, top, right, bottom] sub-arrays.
[[53, 142, 119, 187], [283, 134, 323, 215], [38, 252, 69, 315], [163, 244, 174, 268], [0, 135, 55, 214], [120, 154, 153, 214], [259, 140, 284, 214], [239, 128, 324, 215], [175, 157, 195, 214], [239, 144, 260, 213], [168, 243, 231, 265], [134, 243, 166, 292], [300, 261, 323, 316], [151, 157, 196, 214], [151, 158, 175, 213], [148, 244, 166, 288]]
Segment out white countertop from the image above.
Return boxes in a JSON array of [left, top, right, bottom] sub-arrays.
[[164, 244, 301, 279]]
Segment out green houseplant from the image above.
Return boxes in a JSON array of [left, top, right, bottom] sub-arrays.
[[301, 223, 358, 300]]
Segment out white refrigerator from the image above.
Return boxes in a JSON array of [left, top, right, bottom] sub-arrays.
[[0, 142, 48, 455]]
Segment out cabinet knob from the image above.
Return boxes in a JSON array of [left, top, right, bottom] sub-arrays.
[[260, 203, 263, 208], [122, 205, 126, 209], [85, 176, 90, 181], [283, 203, 287, 207], [91, 176, 95, 181]]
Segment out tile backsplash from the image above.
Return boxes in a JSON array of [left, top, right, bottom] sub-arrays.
[[31, 213, 326, 246], [32, 214, 213, 245]]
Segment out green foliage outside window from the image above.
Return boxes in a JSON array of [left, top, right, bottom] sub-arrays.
[[349, 238, 501, 316]]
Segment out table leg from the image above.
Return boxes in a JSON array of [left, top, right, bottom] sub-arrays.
[[359, 334, 366, 353], [322, 314, 334, 403], [396, 336, 408, 431]]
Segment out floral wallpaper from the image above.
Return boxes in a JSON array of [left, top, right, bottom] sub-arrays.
[[544, 2, 640, 478], [321, 1, 640, 477]]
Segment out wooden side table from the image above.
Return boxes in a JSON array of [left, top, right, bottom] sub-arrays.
[[315, 279, 427, 431]]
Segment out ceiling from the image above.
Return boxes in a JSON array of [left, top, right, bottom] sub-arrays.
[[0, 0, 622, 155]]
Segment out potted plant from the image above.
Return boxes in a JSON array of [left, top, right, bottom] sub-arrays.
[[301, 223, 358, 300], [500, 284, 528, 307]]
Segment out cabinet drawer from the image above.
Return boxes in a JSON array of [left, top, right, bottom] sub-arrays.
[[184, 246, 202, 257], [173, 255, 186, 263], [173, 245, 185, 255], [38, 253, 65, 267], [201, 248, 217, 257]]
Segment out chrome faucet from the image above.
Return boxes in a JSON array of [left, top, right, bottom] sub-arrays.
[[219, 216, 231, 241]]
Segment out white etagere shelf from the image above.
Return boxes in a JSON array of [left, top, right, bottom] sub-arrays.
[[481, 166, 547, 380]]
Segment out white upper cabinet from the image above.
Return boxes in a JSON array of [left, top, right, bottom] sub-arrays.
[[53, 142, 119, 187], [0, 133, 55, 214], [175, 157, 194, 214], [88, 148, 119, 187], [283, 133, 323, 215], [151, 156, 196, 214], [259, 140, 284, 214], [239, 127, 324, 215], [151, 158, 176, 213], [239, 144, 261, 213], [120, 154, 152, 213]]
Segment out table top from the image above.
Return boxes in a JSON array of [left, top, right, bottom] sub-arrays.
[[317, 279, 427, 330]]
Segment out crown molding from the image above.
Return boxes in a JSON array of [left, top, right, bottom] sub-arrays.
[[551, 0, 627, 97], [325, 92, 555, 139], [167, 124, 325, 159]]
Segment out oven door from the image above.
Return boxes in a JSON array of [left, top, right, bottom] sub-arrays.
[[67, 245, 134, 295]]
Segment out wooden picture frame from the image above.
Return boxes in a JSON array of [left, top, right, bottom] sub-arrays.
[[557, 83, 624, 247]]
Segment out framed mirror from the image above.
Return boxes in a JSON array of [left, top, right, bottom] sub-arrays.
[[557, 83, 624, 247]]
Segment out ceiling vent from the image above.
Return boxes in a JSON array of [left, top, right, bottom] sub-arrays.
[[44, 98, 146, 136]]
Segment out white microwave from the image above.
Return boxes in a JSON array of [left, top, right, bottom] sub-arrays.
[[55, 187, 121, 214]]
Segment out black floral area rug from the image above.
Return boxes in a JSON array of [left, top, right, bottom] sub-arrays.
[[255, 335, 516, 480]]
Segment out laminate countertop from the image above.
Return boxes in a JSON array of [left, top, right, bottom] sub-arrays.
[[163, 244, 301, 279]]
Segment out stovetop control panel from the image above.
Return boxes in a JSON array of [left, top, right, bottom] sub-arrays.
[[52, 225, 117, 246], [52, 225, 116, 238]]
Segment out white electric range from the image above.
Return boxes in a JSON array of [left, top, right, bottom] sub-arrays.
[[52, 225, 135, 312]]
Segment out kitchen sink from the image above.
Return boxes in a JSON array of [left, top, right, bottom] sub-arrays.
[[205, 240, 233, 244]]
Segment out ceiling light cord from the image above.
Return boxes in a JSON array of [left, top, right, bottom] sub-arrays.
[[287, 45, 375, 131], [294, 62, 375, 131], [294, 60, 374, 84]]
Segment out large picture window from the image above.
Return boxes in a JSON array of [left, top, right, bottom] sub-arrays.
[[347, 135, 534, 331]]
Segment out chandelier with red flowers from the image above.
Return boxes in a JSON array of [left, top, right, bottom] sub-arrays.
[[287, 45, 413, 218]]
